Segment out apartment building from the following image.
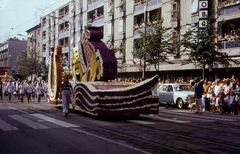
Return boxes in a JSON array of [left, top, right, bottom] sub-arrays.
[[26, 23, 42, 60], [39, 0, 240, 81], [0, 38, 27, 73]]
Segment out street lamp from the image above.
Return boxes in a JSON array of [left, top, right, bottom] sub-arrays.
[[50, 16, 71, 71]]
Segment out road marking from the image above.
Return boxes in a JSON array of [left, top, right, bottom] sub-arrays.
[[72, 128, 151, 154], [157, 113, 214, 122], [0, 119, 18, 131], [127, 120, 156, 125], [31, 114, 79, 128], [159, 110, 236, 122], [9, 115, 49, 129], [8, 106, 28, 114]]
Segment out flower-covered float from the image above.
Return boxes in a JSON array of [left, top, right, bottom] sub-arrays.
[[48, 26, 159, 116]]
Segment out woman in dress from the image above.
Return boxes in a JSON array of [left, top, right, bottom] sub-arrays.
[[25, 81, 33, 103], [5, 80, 15, 102], [35, 82, 43, 103], [19, 81, 25, 103], [60, 77, 74, 116]]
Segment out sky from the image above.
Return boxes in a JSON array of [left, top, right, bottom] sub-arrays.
[[0, 0, 59, 43]]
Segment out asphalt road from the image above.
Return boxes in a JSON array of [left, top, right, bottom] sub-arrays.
[[0, 95, 240, 154]]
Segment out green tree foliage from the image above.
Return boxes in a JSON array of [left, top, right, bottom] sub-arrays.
[[181, 4, 240, 78], [11, 49, 30, 79], [40, 61, 48, 79], [133, 11, 178, 72]]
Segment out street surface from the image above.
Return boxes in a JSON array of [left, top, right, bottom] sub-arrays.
[[0, 96, 240, 154]]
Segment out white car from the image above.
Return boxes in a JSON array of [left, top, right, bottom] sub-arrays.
[[153, 83, 195, 109]]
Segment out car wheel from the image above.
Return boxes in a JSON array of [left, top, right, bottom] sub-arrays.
[[177, 98, 184, 109]]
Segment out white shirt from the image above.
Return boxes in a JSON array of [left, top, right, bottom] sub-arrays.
[[25, 84, 33, 93], [6, 82, 14, 93], [230, 95, 235, 105], [35, 85, 43, 95], [19, 84, 25, 94], [214, 84, 222, 96]]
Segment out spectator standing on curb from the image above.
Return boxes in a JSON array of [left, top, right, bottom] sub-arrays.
[[194, 77, 204, 114]]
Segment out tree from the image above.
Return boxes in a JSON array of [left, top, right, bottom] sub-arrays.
[[11, 49, 30, 79], [40, 61, 48, 80], [133, 10, 178, 76], [181, 4, 240, 79]]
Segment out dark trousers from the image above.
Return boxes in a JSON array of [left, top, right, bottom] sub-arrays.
[[205, 98, 210, 111], [0, 90, 2, 100]]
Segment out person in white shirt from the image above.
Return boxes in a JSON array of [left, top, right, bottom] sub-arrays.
[[15, 78, 21, 101], [25, 81, 33, 103], [214, 79, 222, 112], [5, 80, 15, 102], [35, 82, 43, 103], [19, 81, 25, 103], [2, 79, 8, 97], [31, 80, 36, 99]]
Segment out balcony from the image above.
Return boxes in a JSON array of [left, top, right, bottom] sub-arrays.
[[59, 30, 69, 38], [88, 0, 104, 10], [134, 0, 162, 12], [42, 25, 46, 31], [219, 40, 239, 49], [219, 3, 240, 16], [59, 15, 69, 23], [62, 46, 69, 52], [134, 27, 145, 36]]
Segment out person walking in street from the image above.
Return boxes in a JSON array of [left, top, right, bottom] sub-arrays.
[[19, 81, 25, 103], [194, 77, 204, 114], [60, 77, 74, 116], [25, 81, 33, 103], [35, 82, 43, 103], [5, 80, 15, 102], [0, 80, 3, 101], [2, 79, 8, 98], [16, 78, 21, 101]]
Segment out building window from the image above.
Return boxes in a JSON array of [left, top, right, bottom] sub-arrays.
[[191, 0, 198, 14], [35, 31, 36, 37], [38, 29, 40, 35], [119, 19, 123, 33], [108, 23, 112, 36], [171, 3, 178, 20]]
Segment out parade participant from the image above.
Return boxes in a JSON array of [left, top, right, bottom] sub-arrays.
[[25, 81, 33, 103], [31, 80, 36, 99], [35, 82, 43, 103], [214, 79, 222, 112], [59, 77, 74, 116], [16, 78, 21, 101], [194, 77, 204, 114], [5, 80, 15, 102], [2, 79, 7, 97], [19, 81, 25, 103]]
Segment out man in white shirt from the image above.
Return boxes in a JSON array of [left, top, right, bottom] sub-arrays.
[[214, 79, 222, 112]]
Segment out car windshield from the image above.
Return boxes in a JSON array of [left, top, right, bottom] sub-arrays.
[[174, 85, 194, 91]]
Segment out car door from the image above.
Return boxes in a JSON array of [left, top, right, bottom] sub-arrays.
[[159, 85, 174, 103]]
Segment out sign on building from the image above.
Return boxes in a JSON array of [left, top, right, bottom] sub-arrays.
[[199, 0, 208, 28]]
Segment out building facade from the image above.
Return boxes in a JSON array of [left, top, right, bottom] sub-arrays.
[[26, 23, 42, 61], [0, 38, 27, 73], [39, 0, 240, 81]]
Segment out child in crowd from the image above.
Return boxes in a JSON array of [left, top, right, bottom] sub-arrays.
[[220, 91, 225, 114], [211, 93, 216, 113], [187, 100, 195, 112], [230, 91, 235, 115]]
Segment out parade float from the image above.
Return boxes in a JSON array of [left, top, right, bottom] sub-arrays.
[[48, 26, 159, 116]]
